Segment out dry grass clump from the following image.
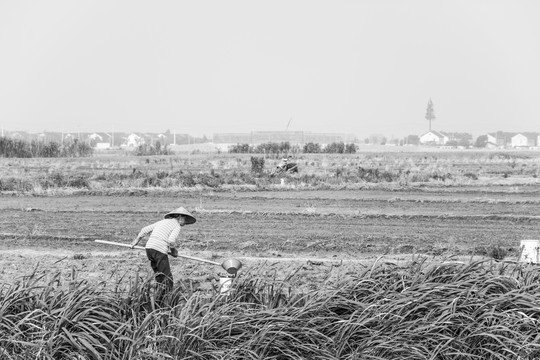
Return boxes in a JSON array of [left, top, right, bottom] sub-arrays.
[[2, 259, 540, 359]]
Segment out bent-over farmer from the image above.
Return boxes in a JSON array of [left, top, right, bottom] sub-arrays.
[[130, 207, 196, 291]]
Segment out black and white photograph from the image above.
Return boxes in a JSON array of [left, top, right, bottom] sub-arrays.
[[1, 1, 540, 358]]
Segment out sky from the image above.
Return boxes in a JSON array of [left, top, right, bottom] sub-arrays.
[[0, 1, 539, 139]]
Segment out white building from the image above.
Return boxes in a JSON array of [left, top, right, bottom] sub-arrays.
[[88, 133, 103, 142], [123, 133, 144, 147], [419, 130, 448, 145], [95, 142, 111, 149], [486, 133, 497, 147], [511, 133, 537, 148]]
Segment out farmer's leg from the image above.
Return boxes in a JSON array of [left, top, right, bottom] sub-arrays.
[[146, 249, 159, 273], [153, 251, 174, 291], [146, 249, 173, 289]]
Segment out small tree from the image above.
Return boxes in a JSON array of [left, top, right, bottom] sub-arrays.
[[229, 143, 252, 153], [458, 137, 472, 147], [323, 142, 345, 153], [475, 135, 488, 148], [405, 135, 420, 145], [344, 143, 357, 154], [303, 142, 321, 153], [250, 156, 265, 174]]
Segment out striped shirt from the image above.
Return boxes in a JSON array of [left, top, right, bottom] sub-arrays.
[[137, 219, 181, 254]]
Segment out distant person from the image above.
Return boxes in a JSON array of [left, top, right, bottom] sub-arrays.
[[279, 155, 292, 168], [274, 155, 298, 176], [130, 207, 196, 292]]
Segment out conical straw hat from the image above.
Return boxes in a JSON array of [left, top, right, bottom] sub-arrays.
[[164, 207, 196, 224]]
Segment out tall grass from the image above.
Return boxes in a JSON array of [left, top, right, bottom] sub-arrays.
[[2, 259, 540, 359]]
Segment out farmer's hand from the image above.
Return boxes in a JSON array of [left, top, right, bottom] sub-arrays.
[[130, 238, 139, 249], [169, 248, 179, 258]]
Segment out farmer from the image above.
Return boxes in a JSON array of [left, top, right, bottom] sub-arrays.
[[279, 155, 292, 169], [130, 207, 196, 291]]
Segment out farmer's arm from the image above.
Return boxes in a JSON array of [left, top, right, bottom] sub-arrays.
[[166, 225, 181, 250], [131, 223, 156, 247]]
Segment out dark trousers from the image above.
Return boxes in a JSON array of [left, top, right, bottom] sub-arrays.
[[146, 248, 173, 291]]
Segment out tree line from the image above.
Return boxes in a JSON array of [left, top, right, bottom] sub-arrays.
[[0, 137, 93, 158], [229, 141, 358, 154]]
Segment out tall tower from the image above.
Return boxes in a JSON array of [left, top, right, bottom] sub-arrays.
[[425, 99, 436, 131]]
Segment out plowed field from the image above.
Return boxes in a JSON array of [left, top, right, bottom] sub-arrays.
[[2, 186, 539, 290], [2, 150, 540, 291]]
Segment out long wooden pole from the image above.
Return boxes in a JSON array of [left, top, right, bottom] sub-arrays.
[[94, 240, 221, 266]]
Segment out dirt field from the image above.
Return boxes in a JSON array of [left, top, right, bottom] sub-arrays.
[[2, 184, 539, 292], [1, 150, 539, 294]]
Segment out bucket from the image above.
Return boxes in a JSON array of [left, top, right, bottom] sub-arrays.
[[519, 239, 540, 264], [221, 258, 242, 275], [219, 276, 233, 295]]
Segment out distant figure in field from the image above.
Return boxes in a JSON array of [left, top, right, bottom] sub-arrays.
[[130, 207, 196, 292], [276, 155, 298, 174]]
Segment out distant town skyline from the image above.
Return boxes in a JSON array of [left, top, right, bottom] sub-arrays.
[[2, 127, 538, 142], [3, 128, 539, 149], [1, 1, 539, 138]]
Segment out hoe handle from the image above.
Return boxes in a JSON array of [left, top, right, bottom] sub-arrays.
[[172, 253, 221, 266], [95, 239, 145, 250], [94, 240, 221, 266]]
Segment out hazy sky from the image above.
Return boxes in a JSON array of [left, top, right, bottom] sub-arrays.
[[1, 1, 539, 138]]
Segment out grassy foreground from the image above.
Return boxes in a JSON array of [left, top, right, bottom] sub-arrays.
[[1, 259, 540, 359]]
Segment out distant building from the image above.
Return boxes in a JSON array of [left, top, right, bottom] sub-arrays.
[[88, 133, 103, 142], [443, 132, 473, 146], [88, 133, 114, 149], [419, 130, 449, 145], [95, 142, 111, 149], [212, 131, 357, 145], [486, 131, 515, 148], [511, 133, 528, 148], [303, 132, 357, 144], [123, 133, 144, 147], [511, 133, 538, 148], [213, 133, 252, 144]]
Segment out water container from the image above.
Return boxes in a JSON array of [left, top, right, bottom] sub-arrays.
[[219, 276, 233, 295], [519, 240, 540, 264]]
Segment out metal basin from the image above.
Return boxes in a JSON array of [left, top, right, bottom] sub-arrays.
[[221, 258, 242, 275]]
